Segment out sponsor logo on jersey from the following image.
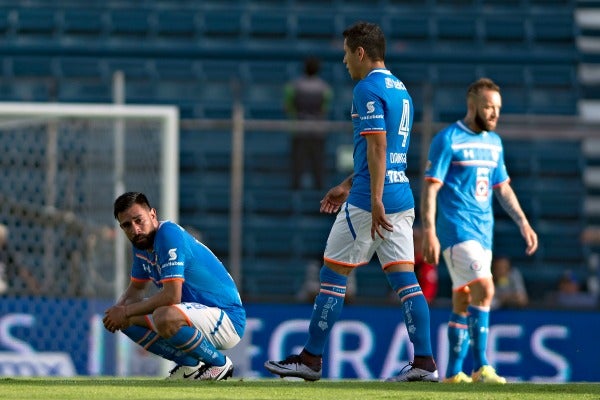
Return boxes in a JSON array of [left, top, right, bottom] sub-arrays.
[[366, 101, 375, 114]]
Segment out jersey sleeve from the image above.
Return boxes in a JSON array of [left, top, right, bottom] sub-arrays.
[[131, 249, 151, 282], [154, 223, 186, 282], [492, 137, 510, 186], [425, 131, 453, 183], [353, 81, 386, 135]]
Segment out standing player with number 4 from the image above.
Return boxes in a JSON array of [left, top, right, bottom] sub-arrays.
[[420, 78, 538, 384], [103, 192, 246, 381], [264, 21, 438, 382]]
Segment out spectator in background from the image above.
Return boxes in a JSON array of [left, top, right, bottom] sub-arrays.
[[284, 56, 333, 191], [547, 270, 597, 309], [0, 223, 42, 296], [491, 255, 528, 310]]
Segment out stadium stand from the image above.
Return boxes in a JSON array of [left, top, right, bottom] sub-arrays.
[[0, 0, 588, 305]]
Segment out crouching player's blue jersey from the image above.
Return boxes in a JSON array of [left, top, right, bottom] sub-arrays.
[[424, 120, 509, 251], [347, 69, 414, 213], [130, 221, 246, 337]]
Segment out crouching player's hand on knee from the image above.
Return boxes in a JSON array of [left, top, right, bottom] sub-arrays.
[[103, 305, 130, 333]]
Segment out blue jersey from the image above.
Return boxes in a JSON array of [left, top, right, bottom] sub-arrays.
[[424, 120, 509, 250], [130, 221, 246, 337], [347, 69, 414, 213]]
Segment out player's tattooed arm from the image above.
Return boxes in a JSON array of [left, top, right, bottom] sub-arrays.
[[494, 182, 538, 255], [493, 182, 529, 227]]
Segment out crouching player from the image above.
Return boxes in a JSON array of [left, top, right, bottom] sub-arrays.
[[103, 192, 246, 380]]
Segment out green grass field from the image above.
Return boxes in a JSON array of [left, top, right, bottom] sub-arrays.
[[1, 378, 599, 400]]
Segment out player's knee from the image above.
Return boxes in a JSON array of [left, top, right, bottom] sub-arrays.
[[153, 305, 185, 338]]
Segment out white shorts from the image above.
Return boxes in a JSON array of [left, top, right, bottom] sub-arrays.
[[147, 303, 241, 350], [323, 203, 415, 269], [442, 240, 493, 291]]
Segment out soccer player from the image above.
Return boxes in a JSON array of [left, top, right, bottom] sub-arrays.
[[420, 78, 538, 383], [264, 21, 439, 382], [103, 192, 246, 380]]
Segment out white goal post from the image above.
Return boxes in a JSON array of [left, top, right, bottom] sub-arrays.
[[0, 101, 179, 294], [0, 102, 179, 222]]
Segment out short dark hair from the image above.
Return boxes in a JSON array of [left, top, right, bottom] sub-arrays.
[[467, 78, 500, 99], [343, 21, 385, 62], [304, 56, 321, 76], [113, 192, 152, 219]]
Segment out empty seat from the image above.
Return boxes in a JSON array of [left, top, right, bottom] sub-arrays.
[[391, 63, 433, 86], [435, 14, 479, 47], [154, 59, 200, 80], [244, 189, 294, 216], [15, 8, 56, 34], [529, 65, 577, 87], [435, 64, 478, 85], [155, 10, 197, 38], [107, 58, 154, 80], [58, 57, 106, 79], [61, 9, 104, 36], [529, 87, 578, 115], [295, 13, 336, 39], [479, 0, 526, 10], [531, 14, 576, 45], [0, 8, 9, 33], [248, 12, 288, 39], [242, 258, 306, 300], [534, 140, 583, 176], [11, 56, 54, 77], [109, 9, 150, 37], [483, 15, 527, 45], [537, 222, 584, 262], [57, 81, 112, 102], [387, 15, 431, 43], [202, 10, 242, 38]]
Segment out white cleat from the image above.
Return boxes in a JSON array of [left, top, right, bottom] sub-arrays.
[[194, 356, 234, 381], [385, 364, 439, 382], [166, 362, 205, 380], [264, 354, 322, 381]]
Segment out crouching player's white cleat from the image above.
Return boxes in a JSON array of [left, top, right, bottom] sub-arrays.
[[166, 362, 205, 380], [195, 356, 234, 381]]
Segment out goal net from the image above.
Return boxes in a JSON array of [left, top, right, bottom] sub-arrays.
[[0, 102, 178, 376]]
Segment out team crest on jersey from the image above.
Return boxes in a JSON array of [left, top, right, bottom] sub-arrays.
[[475, 177, 489, 201]]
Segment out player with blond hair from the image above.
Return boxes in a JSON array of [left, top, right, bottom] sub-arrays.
[[420, 78, 538, 383]]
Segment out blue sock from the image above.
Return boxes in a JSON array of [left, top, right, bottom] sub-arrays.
[[468, 305, 490, 371], [121, 325, 198, 366], [446, 313, 470, 378], [304, 266, 347, 356], [386, 271, 433, 357], [167, 325, 226, 367]]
